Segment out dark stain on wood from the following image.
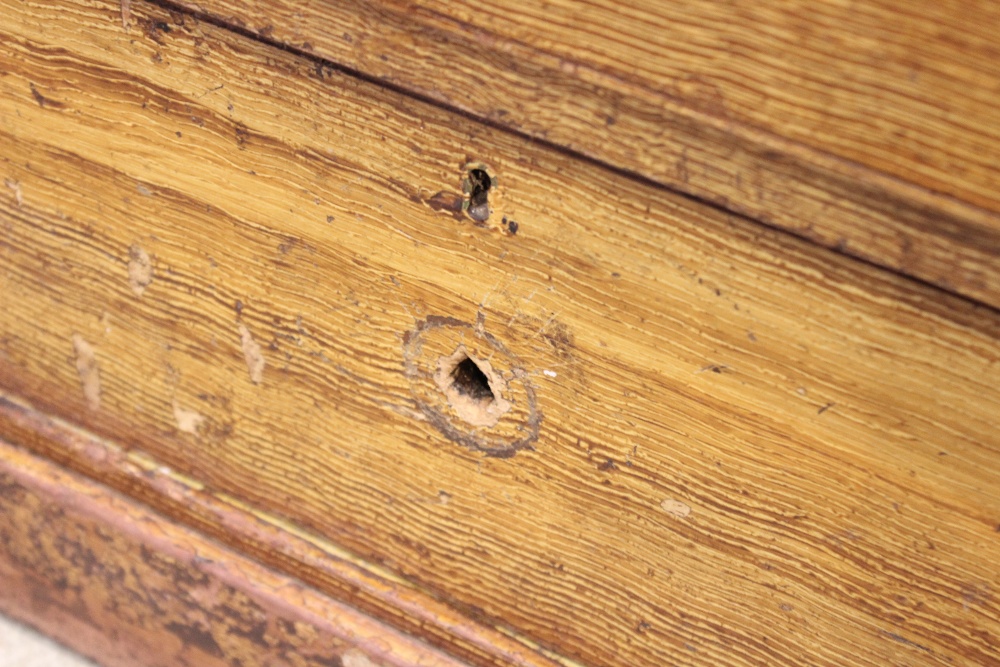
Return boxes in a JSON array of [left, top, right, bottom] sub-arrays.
[[165, 621, 226, 657], [141, 18, 173, 44], [427, 191, 465, 221], [29, 83, 64, 109]]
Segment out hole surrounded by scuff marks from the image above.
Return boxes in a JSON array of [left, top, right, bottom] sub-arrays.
[[402, 315, 542, 457]]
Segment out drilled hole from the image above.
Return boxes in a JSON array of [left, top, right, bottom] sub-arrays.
[[466, 167, 492, 223], [451, 355, 495, 403], [433, 345, 511, 428]]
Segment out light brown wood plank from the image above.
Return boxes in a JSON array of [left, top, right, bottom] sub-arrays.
[[169, 0, 1000, 308], [1, 2, 999, 666], [0, 437, 472, 667]]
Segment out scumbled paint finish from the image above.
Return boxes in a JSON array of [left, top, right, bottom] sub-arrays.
[[0, 398, 567, 667], [0, 439, 471, 667]]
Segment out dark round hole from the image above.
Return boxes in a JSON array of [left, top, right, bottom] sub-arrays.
[[451, 356, 495, 402], [468, 168, 492, 198], [466, 168, 492, 223]]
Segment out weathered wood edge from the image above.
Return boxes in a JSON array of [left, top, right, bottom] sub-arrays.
[[0, 395, 575, 667], [162, 0, 1000, 310]]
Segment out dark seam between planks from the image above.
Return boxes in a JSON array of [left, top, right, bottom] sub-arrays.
[[144, 0, 1000, 317]]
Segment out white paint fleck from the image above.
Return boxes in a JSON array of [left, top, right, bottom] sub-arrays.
[[660, 498, 692, 519], [543, 369, 557, 378], [173, 401, 205, 435], [71, 334, 100, 411], [238, 323, 265, 384]]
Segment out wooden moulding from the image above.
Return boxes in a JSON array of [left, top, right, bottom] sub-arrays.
[[0, 436, 471, 667], [1, 1, 999, 666], [0, 398, 564, 667], [168, 0, 1000, 308]]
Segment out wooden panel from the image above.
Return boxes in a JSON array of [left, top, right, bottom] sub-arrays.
[[1, 2, 999, 666], [0, 438, 470, 667], [171, 0, 1000, 307]]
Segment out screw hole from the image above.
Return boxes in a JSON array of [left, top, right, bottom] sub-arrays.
[[451, 355, 495, 403], [466, 167, 492, 223]]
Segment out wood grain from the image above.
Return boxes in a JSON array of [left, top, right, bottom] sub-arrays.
[[0, 438, 471, 667], [169, 0, 1000, 308], [1, 1, 999, 666]]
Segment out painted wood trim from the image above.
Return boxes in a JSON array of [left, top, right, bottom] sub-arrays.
[[0, 437, 480, 667], [0, 397, 569, 667]]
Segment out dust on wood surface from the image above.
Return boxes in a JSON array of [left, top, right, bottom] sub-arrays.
[[0, 2, 998, 666], [174, 0, 1000, 309]]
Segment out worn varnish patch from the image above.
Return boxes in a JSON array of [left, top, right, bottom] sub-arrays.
[[237, 323, 264, 384], [660, 498, 692, 519], [71, 334, 100, 411], [127, 244, 152, 296], [4, 178, 22, 207], [0, 400, 565, 667], [342, 649, 384, 667], [172, 401, 205, 435]]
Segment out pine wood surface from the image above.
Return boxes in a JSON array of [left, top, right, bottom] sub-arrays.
[[0, 438, 472, 667], [0, 1, 999, 666], [171, 0, 1000, 308]]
